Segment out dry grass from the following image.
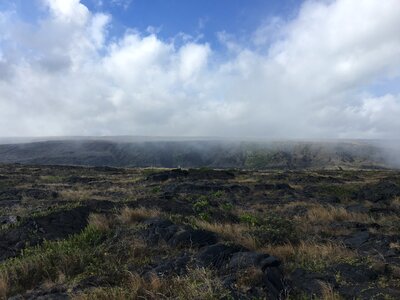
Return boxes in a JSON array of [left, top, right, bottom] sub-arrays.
[[128, 237, 152, 267], [391, 197, 400, 209], [390, 242, 400, 251], [278, 201, 312, 210], [130, 268, 229, 299], [75, 268, 230, 300], [118, 207, 161, 225], [194, 220, 257, 250], [0, 274, 8, 299], [59, 189, 93, 201], [320, 281, 342, 300], [73, 288, 129, 300], [88, 214, 110, 232], [375, 214, 400, 234], [305, 205, 372, 223], [288, 205, 360, 236], [235, 267, 264, 288], [261, 241, 355, 272]]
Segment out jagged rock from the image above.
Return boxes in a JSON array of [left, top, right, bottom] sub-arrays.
[[8, 285, 69, 300], [354, 181, 400, 202], [150, 253, 191, 277], [346, 204, 369, 214], [339, 285, 400, 300], [187, 169, 235, 180], [0, 215, 20, 225], [289, 268, 337, 298], [146, 169, 189, 181], [169, 229, 218, 248], [264, 266, 285, 294], [146, 169, 235, 181], [196, 243, 246, 268], [227, 252, 280, 271], [391, 266, 400, 279], [164, 183, 249, 195], [0, 188, 22, 200], [23, 188, 58, 199], [331, 263, 378, 283], [344, 231, 370, 248], [73, 275, 114, 291], [142, 218, 179, 244], [254, 183, 293, 192], [0, 201, 115, 261], [66, 176, 96, 184]]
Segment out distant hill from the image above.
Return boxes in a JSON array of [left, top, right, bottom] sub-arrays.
[[0, 138, 397, 169]]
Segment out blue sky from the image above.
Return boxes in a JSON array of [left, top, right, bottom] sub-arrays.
[[0, 0, 400, 138], [1, 0, 301, 48], [82, 0, 301, 47]]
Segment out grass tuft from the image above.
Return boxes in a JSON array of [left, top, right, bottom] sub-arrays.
[[88, 213, 110, 232], [194, 220, 257, 250], [0, 225, 107, 296], [118, 207, 160, 224], [320, 281, 342, 300], [0, 274, 8, 299], [262, 241, 356, 272], [76, 268, 230, 299], [306, 205, 371, 223]]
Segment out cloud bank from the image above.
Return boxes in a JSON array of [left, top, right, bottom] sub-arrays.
[[0, 0, 400, 138]]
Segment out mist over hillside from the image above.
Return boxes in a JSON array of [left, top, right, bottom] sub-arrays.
[[0, 138, 396, 169]]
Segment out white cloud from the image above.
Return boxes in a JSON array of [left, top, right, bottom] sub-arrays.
[[43, 0, 89, 24], [0, 0, 400, 138], [178, 43, 210, 81]]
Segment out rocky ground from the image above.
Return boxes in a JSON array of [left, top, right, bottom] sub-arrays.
[[0, 164, 399, 299]]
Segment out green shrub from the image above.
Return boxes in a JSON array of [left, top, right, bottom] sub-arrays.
[[1, 225, 107, 295], [239, 213, 298, 245], [239, 213, 261, 226], [221, 202, 234, 211], [252, 215, 298, 246], [192, 197, 210, 213]]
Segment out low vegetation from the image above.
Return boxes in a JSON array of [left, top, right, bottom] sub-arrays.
[[0, 165, 399, 299]]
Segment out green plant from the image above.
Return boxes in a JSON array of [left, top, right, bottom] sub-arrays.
[[238, 213, 298, 245], [239, 213, 260, 226], [252, 215, 298, 245], [212, 191, 225, 198], [198, 212, 211, 221], [221, 202, 234, 211], [151, 186, 161, 193], [0, 225, 108, 296], [192, 197, 210, 213]]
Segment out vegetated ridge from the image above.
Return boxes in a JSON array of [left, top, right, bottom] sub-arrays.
[[0, 138, 394, 169]]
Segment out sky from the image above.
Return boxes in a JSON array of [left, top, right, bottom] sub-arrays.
[[0, 0, 399, 138]]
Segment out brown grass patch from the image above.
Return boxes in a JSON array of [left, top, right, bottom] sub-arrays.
[[391, 197, 400, 209], [390, 242, 400, 251], [59, 189, 93, 201], [194, 220, 257, 250], [0, 274, 9, 299], [118, 207, 161, 225], [88, 214, 110, 231], [305, 205, 372, 223], [235, 267, 264, 288], [320, 281, 342, 300], [130, 268, 229, 299], [75, 268, 230, 299], [261, 241, 355, 272]]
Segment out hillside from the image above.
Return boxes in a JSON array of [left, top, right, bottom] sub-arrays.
[[0, 139, 393, 169]]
